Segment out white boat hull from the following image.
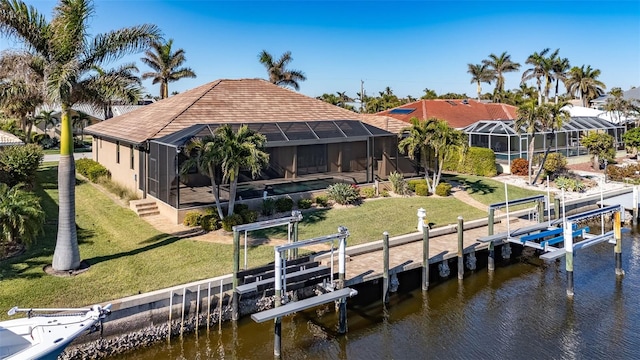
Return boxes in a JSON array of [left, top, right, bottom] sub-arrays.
[[0, 304, 109, 360]]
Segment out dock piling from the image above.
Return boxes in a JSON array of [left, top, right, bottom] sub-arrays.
[[232, 230, 240, 321], [537, 199, 545, 223], [614, 211, 624, 276], [207, 282, 211, 332], [633, 187, 638, 225], [180, 287, 186, 336], [167, 291, 172, 342], [274, 249, 283, 357], [338, 229, 348, 334], [565, 222, 574, 297], [422, 225, 430, 291], [196, 284, 200, 331], [554, 198, 561, 220], [383, 231, 390, 304], [457, 216, 464, 280]]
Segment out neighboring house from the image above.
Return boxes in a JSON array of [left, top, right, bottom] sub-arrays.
[[0, 130, 23, 147], [375, 100, 625, 173], [85, 79, 399, 223], [375, 99, 518, 129]]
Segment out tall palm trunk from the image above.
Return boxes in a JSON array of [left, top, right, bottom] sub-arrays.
[[421, 148, 431, 193], [527, 134, 535, 184], [228, 174, 238, 216], [207, 165, 224, 219], [52, 106, 80, 270]]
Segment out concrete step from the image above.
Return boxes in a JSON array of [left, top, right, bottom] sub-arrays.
[[130, 199, 159, 217]]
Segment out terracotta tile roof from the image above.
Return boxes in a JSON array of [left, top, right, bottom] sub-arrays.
[[376, 99, 517, 129], [85, 79, 362, 144]]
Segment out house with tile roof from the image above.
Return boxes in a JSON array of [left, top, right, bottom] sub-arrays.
[[85, 79, 405, 222], [374, 99, 518, 129], [372, 99, 625, 173]]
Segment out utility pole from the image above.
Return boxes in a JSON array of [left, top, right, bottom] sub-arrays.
[[360, 80, 364, 113]]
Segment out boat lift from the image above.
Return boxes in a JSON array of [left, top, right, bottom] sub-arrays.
[[250, 226, 357, 357], [231, 211, 303, 321]]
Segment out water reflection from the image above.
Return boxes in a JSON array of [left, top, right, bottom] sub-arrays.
[[112, 231, 640, 360]]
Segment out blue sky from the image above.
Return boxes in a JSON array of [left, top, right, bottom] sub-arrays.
[[2, 0, 639, 100]]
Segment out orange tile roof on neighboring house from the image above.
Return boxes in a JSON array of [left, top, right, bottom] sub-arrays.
[[376, 99, 517, 129], [85, 79, 363, 144]]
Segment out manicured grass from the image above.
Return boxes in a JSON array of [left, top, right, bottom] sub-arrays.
[[0, 166, 540, 320], [444, 174, 547, 205], [0, 163, 275, 319], [253, 197, 488, 246]]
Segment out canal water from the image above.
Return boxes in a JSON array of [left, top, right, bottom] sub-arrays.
[[112, 229, 640, 359]]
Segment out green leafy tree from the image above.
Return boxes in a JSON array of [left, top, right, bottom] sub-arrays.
[[181, 135, 225, 219], [522, 48, 551, 105], [552, 57, 570, 104], [581, 131, 615, 169], [532, 101, 571, 184], [541, 48, 560, 104], [141, 39, 196, 99], [482, 51, 520, 102], [398, 117, 433, 185], [515, 99, 550, 183], [0, 183, 44, 250], [467, 63, 493, 101], [258, 50, 306, 91], [93, 63, 142, 119], [421, 88, 438, 100], [0, 143, 44, 187], [0, 0, 160, 271], [216, 125, 269, 216], [622, 127, 640, 156], [71, 111, 90, 143], [0, 51, 46, 143], [565, 65, 606, 107], [35, 110, 58, 134], [428, 119, 467, 191]]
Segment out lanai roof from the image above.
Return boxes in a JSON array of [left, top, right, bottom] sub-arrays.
[[85, 78, 365, 144]]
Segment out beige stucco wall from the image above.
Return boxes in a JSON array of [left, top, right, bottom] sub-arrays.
[[92, 138, 141, 194]]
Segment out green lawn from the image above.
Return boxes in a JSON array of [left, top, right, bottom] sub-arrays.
[[0, 167, 543, 320], [443, 174, 548, 206]]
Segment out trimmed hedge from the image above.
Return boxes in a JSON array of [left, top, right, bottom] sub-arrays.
[[435, 182, 452, 196], [0, 143, 44, 187], [275, 197, 294, 212], [443, 147, 497, 176], [76, 158, 111, 182], [221, 213, 243, 232], [297, 198, 313, 209], [415, 183, 429, 196]]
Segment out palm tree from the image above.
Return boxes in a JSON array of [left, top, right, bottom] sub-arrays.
[[141, 39, 196, 99], [93, 63, 142, 119], [181, 135, 225, 219], [552, 57, 570, 104], [0, 0, 160, 271], [467, 63, 493, 101], [258, 50, 307, 90], [522, 48, 551, 105], [531, 101, 571, 184], [398, 117, 434, 187], [482, 51, 520, 102], [565, 65, 606, 107], [427, 119, 467, 191], [216, 125, 269, 216], [541, 49, 559, 104], [515, 99, 549, 183], [71, 111, 90, 143], [0, 183, 44, 250], [0, 51, 46, 143], [35, 110, 58, 135]]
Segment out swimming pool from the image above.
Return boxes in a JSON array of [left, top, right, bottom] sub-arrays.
[[236, 177, 344, 199]]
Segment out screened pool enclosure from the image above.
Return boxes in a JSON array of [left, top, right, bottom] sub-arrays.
[[146, 121, 406, 209], [464, 117, 625, 164]]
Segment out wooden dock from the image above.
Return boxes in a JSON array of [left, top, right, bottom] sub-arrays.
[[317, 216, 537, 286]]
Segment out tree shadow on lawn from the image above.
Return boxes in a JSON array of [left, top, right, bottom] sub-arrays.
[[84, 233, 181, 266], [444, 175, 496, 195]]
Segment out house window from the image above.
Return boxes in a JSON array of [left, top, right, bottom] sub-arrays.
[[116, 141, 120, 164], [130, 145, 134, 170]]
